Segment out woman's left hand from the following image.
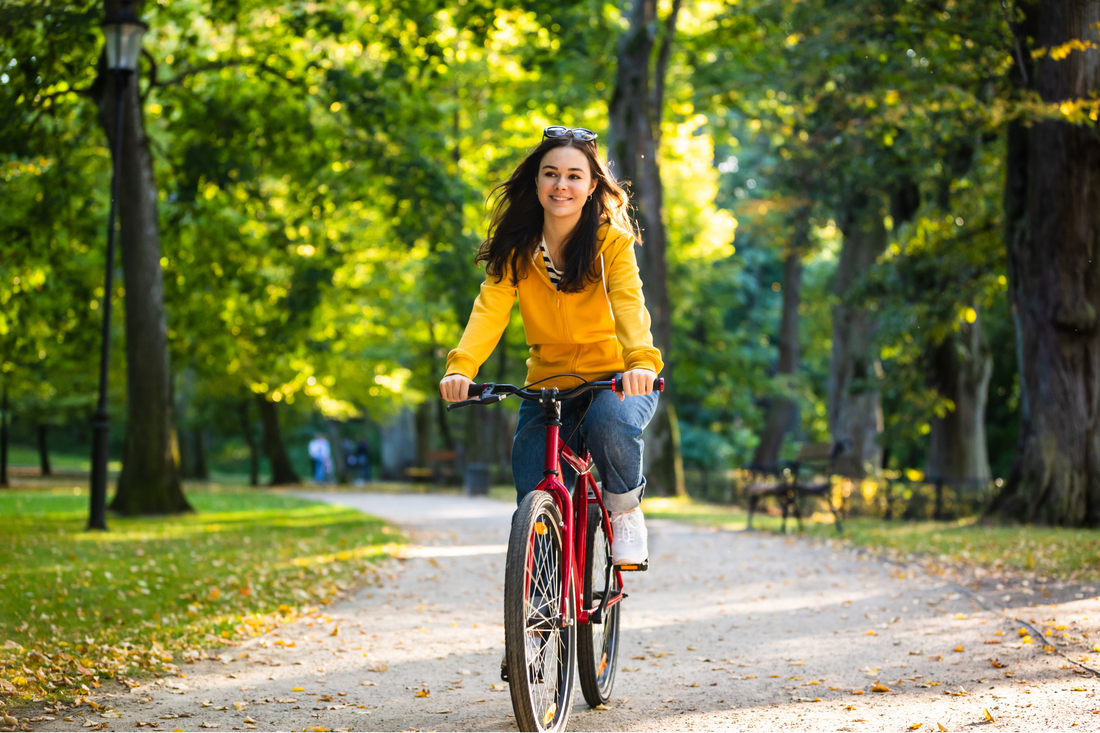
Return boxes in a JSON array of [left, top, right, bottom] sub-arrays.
[[618, 368, 658, 401]]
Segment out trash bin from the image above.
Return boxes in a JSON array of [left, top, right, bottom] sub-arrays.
[[464, 462, 491, 497]]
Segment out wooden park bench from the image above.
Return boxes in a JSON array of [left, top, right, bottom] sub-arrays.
[[744, 441, 847, 534], [403, 450, 460, 486]]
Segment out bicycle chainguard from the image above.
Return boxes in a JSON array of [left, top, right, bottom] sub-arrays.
[[615, 559, 649, 572]]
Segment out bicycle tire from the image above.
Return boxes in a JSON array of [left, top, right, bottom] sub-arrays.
[[504, 491, 576, 732], [576, 502, 621, 706]]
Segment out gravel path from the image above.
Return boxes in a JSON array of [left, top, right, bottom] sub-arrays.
[[35, 491, 1100, 731]]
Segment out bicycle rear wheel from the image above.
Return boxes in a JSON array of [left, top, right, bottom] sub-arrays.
[[504, 491, 576, 732], [577, 503, 621, 706]]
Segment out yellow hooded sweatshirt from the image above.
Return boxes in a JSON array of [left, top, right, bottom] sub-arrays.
[[445, 223, 663, 389]]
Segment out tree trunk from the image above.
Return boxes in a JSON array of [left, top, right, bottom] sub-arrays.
[[328, 420, 348, 485], [607, 0, 685, 496], [494, 326, 511, 480], [94, 1, 188, 515], [414, 402, 433, 464], [436, 399, 455, 452], [256, 395, 300, 485], [997, 0, 1100, 525], [380, 408, 418, 480], [925, 315, 994, 484], [0, 386, 8, 488], [753, 216, 807, 467], [829, 193, 888, 478], [38, 424, 52, 477], [922, 143, 992, 489], [191, 428, 209, 481], [238, 398, 260, 487]]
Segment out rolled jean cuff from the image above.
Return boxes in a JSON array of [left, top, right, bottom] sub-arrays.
[[603, 478, 645, 513]]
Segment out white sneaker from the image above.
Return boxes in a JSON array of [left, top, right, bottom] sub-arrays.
[[610, 509, 649, 565]]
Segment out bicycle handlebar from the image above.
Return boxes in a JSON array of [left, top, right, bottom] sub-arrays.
[[445, 374, 665, 411]]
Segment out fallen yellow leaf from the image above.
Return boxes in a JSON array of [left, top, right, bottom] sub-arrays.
[[937, 724, 947, 732], [983, 708, 995, 723], [416, 689, 430, 697], [866, 630, 878, 636], [953, 646, 964, 652], [872, 682, 891, 692], [909, 725, 923, 730], [330, 626, 339, 637], [852, 690, 865, 695], [291, 686, 304, 692]]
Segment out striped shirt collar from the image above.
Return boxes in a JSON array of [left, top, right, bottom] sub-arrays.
[[539, 236, 563, 290]]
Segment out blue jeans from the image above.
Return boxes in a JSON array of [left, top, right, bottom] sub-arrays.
[[511, 390, 659, 512]]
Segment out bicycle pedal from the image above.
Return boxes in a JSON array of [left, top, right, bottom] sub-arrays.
[[615, 559, 649, 572]]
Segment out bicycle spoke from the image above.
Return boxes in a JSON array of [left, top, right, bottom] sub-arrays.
[[524, 512, 562, 727]]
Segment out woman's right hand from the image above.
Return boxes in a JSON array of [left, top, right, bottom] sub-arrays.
[[439, 374, 474, 403]]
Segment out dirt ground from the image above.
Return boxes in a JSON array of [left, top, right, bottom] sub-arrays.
[[29, 491, 1100, 732]]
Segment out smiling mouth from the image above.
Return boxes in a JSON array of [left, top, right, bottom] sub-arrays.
[[550, 196, 571, 202]]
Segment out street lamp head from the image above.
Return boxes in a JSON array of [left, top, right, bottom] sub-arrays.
[[102, 1, 148, 73]]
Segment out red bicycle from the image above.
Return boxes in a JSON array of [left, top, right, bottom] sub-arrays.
[[447, 374, 663, 732]]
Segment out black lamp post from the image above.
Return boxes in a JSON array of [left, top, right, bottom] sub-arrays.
[[89, 1, 147, 531]]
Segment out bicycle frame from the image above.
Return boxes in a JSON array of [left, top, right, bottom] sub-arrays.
[[531, 401, 626, 627]]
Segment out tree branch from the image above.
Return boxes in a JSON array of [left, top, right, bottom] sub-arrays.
[[31, 86, 93, 109], [150, 57, 305, 92], [652, 0, 683, 147], [141, 48, 158, 101], [151, 59, 251, 89], [1001, 0, 1030, 89]]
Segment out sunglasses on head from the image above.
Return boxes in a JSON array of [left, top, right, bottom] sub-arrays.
[[543, 125, 598, 142]]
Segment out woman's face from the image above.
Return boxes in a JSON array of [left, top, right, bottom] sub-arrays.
[[536, 145, 598, 221]]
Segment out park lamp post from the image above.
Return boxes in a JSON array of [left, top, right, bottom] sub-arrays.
[[89, 1, 147, 531]]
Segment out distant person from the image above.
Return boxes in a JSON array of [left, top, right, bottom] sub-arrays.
[[307, 434, 331, 483], [355, 439, 371, 483], [342, 438, 357, 482]]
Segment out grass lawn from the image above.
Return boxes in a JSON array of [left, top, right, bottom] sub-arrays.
[[4, 445, 108, 472], [641, 495, 1100, 581], [0, 484, 400, 704]]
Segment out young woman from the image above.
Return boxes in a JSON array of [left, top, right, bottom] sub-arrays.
[[439, 126, 662, 564]]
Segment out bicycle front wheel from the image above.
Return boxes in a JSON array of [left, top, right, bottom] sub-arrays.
[[577, 503, 621, 706], [504, 490, 576, 732]]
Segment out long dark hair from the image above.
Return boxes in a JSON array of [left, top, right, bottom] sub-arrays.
[[476, 135, 637, 293]]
